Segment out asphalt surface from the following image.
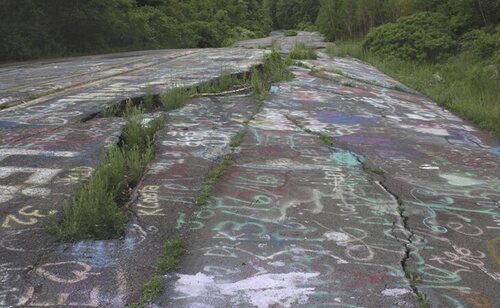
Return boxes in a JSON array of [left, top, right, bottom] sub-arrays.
[[0, 32, 499, 307]]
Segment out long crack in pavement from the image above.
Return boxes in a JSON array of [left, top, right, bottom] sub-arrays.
[[0, 33, 499, 307]]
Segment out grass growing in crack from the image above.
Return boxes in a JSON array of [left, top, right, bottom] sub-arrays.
[[284, 29, 298, 37], [156, 235, 184, 273], [51, 106, 165, 241], [319, 134, 334, 147], [230, 131, 246, 148], [287, 115, 334, 147], [288, 43, 318, 60], [194, 49, 291, 206], [198, 73, 249, 94], [418, 294, 430, 308], [160, 87, 190, 111], [129, 236, 184, 308], [362, 163, 385, 176], [196, 155, 232, 206]]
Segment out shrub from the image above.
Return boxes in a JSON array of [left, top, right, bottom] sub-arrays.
[[363, 12, 456, 62], [284, 29, 298, 37], [461, 27, 500, 60], [288, 43, 318, 60]]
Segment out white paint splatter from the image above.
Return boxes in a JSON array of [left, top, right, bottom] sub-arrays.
[[269, 261, 285, 267], [382, 288, 410, 297], [174, 272, 320, 307], [439, 174, 483, 186], [324, 231, 350, 242]]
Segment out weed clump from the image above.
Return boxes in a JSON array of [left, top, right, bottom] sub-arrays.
[[160, 87, 190, 111], [284, 29, 298, 37], [288, 43, 318, 60], [130, 236, 185, 308]]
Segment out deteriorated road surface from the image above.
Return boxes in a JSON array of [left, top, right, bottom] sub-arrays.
[[1, 33, 499, 307]]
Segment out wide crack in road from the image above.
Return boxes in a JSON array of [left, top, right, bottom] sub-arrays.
[[0, 33, 499, 307]]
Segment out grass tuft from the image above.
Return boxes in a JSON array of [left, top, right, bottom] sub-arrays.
[[129, 236, 185, 308], [362, 163, 385, 176], [284, 29, 298, 37], [196, 155, 232, 206], [230, 131, 246, 148], [156, 236, 184, 273], [319, 134, 334, 147], [160, 87, 190, 111], [288, 43, 318, 60]]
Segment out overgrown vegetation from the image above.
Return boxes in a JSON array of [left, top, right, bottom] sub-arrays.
[[50, 106, 164, 241], [130, 236, 184, 308], [287, 43, 318, 60]]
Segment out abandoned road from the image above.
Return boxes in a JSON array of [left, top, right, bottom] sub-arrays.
[[0, 32, 499, 307]]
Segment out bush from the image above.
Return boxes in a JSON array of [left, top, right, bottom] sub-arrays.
[[363, 12, 456, 62], [461, 27, 500, 60], [284, 29, 298, 37], [288, 43, 318, 60]]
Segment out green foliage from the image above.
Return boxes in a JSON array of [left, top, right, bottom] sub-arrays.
[[160, 88, 190, 111], [363, 12, 456, 61], [284, 29, 298, 37], [461, 27, 500, 60], [287, 43, 318, 60], [156, 236, 184, 273], [229, 131, 246, 147], [130, 236, 184, 307], [196, 155, 233, 206]]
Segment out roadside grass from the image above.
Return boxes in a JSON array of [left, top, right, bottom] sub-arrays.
[[50, 106, 165, 241], [130, 236, 184, 308], [328, 41, 500, 137], [288, 43, 318, 60], [284, 29, 298, 37]]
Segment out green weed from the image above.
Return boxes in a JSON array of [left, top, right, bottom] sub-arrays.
[[129, 236, 185, 308], [196, 155, 232, 206], [160, 87, 190, 111], [362, 163, 385, 176], [156, 236, 184, 273], [230, 131, 246, 148], [319, 134, 334, 147], [284, 29, 298, 37], [287, 43, 318, 60]]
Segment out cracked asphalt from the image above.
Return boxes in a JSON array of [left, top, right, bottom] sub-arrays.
[[0, 32, 499, 307]]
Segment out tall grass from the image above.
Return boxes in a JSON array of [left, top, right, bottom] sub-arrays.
[[160, 87, 190, 111], [327, 42, 500, 136], [288, 43, 318, 60]]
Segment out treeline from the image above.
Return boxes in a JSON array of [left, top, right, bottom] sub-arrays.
[[0, 0, 271, 61], [2, 0, 499, 62]]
